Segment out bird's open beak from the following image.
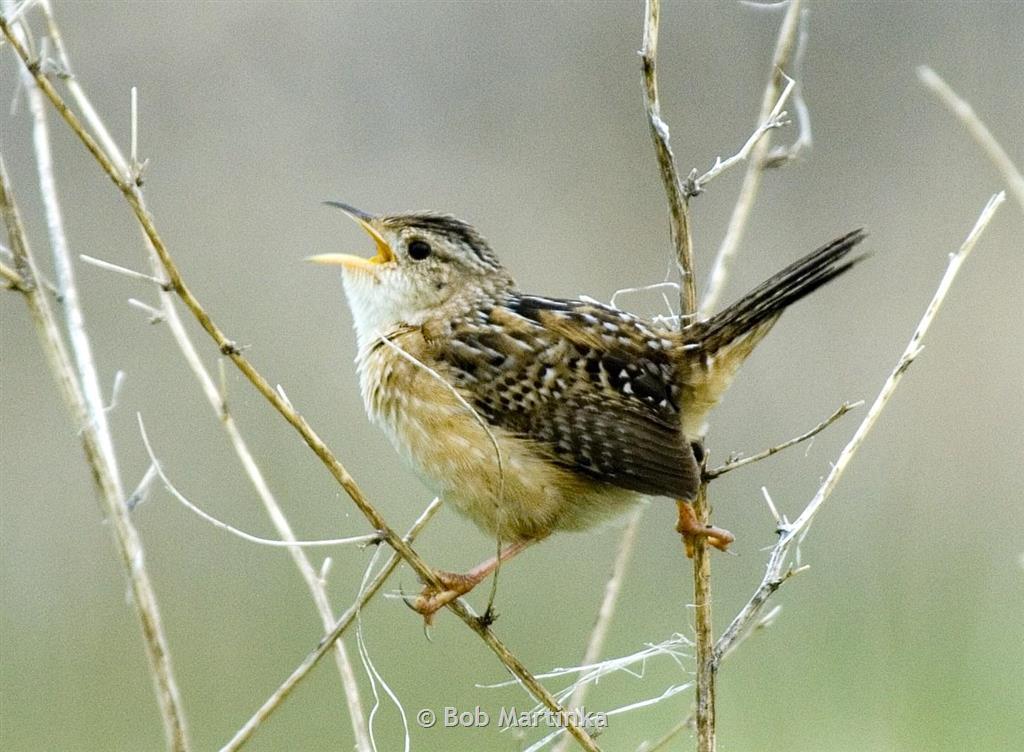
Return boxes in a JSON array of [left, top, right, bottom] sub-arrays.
[[307, 201, 395, 273]]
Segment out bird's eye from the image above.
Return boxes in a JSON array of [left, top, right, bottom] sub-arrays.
[[408, 239, 432, 260]]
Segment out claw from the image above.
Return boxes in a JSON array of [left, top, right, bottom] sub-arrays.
[[401, 540, 540, 626], [404, 570, 481, 627], [676, 500, 735, 558]]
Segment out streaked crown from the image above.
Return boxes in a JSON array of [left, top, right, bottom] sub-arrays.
[[309, 204, 514, 347]]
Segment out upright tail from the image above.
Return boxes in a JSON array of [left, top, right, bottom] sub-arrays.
[[678, 229, 867, 436], [696, 228, 868, 356]]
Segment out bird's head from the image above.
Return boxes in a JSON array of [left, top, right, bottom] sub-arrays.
[[310, 203, 513, 344]]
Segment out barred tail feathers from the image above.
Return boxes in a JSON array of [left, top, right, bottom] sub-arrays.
[[698, 228, 868, 357], [678, 229, 867, 437]]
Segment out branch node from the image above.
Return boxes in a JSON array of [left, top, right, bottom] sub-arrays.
[[476, 606, 498, 629]]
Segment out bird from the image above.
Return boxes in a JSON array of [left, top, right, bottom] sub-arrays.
[[310, 203, 866, 622]]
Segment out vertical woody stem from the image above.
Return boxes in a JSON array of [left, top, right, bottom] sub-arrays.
[[691, 479, 715, 752], [641, 0, 697, 318], [640, 1, 712, 749]]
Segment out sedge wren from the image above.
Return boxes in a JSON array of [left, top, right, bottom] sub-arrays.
[[311, 203, 865, 621]]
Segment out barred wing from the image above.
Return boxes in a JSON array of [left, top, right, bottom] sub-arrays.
[[439, 295, 699, 500]]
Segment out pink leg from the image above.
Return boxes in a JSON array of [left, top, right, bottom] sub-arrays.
[[412, 537, 541, 624]]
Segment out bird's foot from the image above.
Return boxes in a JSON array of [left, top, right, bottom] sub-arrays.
[[676, 500, 735, 558], [404, 538, 541, 625], [407, 569, 484, 626]]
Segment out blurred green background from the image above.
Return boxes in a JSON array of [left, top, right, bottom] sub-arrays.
[[2, 1, 1022, 750]]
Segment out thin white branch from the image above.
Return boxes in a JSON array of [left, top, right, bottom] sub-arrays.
[[793, 192, 1003, 540], [918, 66, 1024, 214], [760, 487, 782, 527], [2, 10, 190, 747], [138, 414, 380, 548], [105, 369, 126, 412], [765, 8, 812, 168], [700, 0, 803, 317], [688, 74, 795, 195], [128, 297, 165, 323], [318, 556, 333, 585], [80, 252, 168, 287], [715, 191, 1005, 664]]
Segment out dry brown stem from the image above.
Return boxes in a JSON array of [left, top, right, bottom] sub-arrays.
[[0, 17, 600, 751], [22, 2, 373, 742], [0, 153, 190, 750], [641, 0, 696, 319]]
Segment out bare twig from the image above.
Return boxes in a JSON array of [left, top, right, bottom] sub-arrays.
[[764, 8, 812, 168], [138, 415, 380, 547], [551, 509, 643, 752], [688, 75, 795, 196], [221, 498, 443, 752], [688, 479, 714, 752], [705, 400, 861, 480], [38, 0, 371, 736], [918, 66, 1024, 213], [700, 0, 803, 317], [94, 247, 374, 747], [127, 297, 164, 323], [641, 0, 696, 319], [640, 3, 748, 747], [715, 191, 1005, 666], [0, 153, 190, 751], [0, 19, 600, 751], [639, 5, 715, 746], [80, 252, 168, 287]]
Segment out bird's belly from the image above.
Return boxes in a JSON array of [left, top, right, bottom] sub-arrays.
[[358, 342, 642, 541]]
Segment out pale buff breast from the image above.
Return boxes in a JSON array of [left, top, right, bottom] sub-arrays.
[[356, 331, 644, 542]]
